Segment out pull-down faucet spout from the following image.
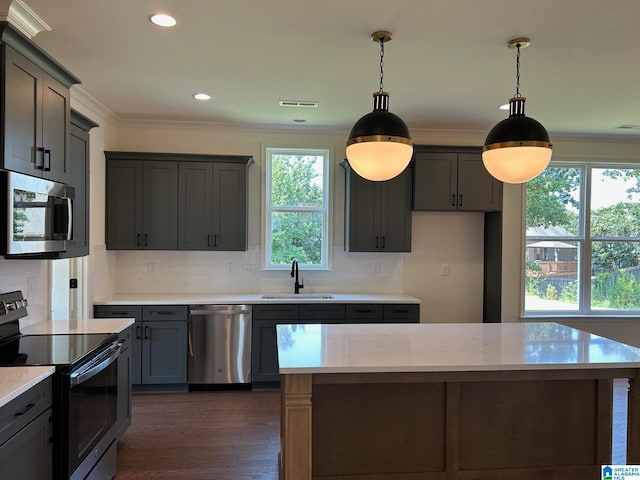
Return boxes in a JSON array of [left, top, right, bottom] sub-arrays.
[[291, 259, 304, 294]]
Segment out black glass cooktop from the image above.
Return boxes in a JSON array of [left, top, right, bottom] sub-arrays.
[[0, 333, 116, 368]]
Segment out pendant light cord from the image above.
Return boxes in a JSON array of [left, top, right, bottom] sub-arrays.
[[515, 42, 521, 97], [379, 38, 385, 92]]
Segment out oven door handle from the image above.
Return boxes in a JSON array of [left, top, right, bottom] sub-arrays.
[[69, 342, 122, 386]]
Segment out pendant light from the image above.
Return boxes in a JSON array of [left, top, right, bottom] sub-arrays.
[[346, 31, 413, 182], [482, 38, 552, 184]]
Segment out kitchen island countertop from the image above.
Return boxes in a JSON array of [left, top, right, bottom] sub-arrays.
[[93, 293, 420, 305], [0, 366, 55, 408], [21, 317, 134, 335]]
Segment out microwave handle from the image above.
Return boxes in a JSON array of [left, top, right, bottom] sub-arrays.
[[66, 197, 73, 240]]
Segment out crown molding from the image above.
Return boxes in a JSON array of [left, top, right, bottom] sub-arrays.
[[0, 0, 50, 38]]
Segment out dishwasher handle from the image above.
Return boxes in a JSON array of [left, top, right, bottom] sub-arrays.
[[189, 307, 251, 316]]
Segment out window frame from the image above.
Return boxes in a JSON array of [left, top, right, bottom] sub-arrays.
[[264, 147, 331, 270], [523, 161, 640, 317]]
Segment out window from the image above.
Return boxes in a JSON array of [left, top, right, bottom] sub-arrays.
[[525, 164, 640, 314], [265, 148, 329, 269]]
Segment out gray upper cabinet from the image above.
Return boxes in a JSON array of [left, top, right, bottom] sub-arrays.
[[106, 152, 252, 251], [58, 110, 98, 258], [1, 23, 80, 183], [343, 161, 412, 252], [178, 161, 248, 251], [106, 157, 178, 250], [413, 147, 502, 212]]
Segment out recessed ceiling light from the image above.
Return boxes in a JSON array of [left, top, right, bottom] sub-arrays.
[[193, 93, 211, 101], [498, 103, 510, 111], [149, 13, 177, 27]]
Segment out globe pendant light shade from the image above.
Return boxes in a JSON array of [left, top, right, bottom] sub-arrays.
[[482, 97, 552, 183], [346, 31, 413, 182], [482, 38, 552, 184], [347, 92, 413, 181]]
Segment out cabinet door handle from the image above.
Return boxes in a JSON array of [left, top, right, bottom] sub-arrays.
[[144, 234, 149, 247], [207, 234, 211, 247], [136, 234, 141, 247], [451, 194, 456, 206], [14, 402, 36, 417], [214, 234, 218, 247], [382, 236, 386, 249], [375, 236, 379, 249], [144, 326, 150, 340], [458, 194, 463, 207], [35, 147, 45, 170], [136, 325, 142, 339], [43, 149, 51, 171]]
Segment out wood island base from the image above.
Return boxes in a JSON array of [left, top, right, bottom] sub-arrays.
[[280, 369, 640, 480]]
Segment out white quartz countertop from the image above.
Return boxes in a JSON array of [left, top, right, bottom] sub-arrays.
[[0, 366, 55, 407], [93, 293, 420, 305], [21, 317, 134, 335], [276, 322, 640, 374]]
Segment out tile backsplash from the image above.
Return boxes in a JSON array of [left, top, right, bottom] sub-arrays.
[[0, 258, 48, 326]]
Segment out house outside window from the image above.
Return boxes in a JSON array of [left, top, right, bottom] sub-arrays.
[[524, 164, 640, 314], [265, 148, 330, 270]]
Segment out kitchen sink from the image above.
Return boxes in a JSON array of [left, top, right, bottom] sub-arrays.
[[260, 294, 335, 300]]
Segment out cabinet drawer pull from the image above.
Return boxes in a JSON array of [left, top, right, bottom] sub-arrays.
[[14, 402, 36, 417], [391, 309, 410, 314], [110, 311, 130, 316], [153, 311, 175, 315]]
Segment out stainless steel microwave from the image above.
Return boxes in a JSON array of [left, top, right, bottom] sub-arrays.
[[2, 171, 74, 256]]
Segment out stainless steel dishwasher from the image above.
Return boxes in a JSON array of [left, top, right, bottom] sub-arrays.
[[187, 304, 252, 385]]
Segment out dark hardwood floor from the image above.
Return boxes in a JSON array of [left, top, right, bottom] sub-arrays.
[[115, 389, 280, 479]]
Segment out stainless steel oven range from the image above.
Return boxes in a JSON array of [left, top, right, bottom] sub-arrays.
[[0, 291, 121, 480]]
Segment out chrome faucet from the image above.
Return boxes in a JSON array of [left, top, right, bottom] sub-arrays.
[[291, 259, 304, 294]]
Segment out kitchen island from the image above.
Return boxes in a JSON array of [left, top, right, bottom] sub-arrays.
[[277, 322, 640, 479]]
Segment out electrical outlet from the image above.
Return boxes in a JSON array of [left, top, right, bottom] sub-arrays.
[[225, 263, 234, 274], [243, 264, 255, 272], [147, 263, 156, 275], [440, 264, 450, 276], [371, 263, 381, 275]]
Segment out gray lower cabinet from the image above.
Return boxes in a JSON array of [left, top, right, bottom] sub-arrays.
[[94, 305, 188, 386], [251, 303, 420, 384], [413, 147, 502, 212], [251, 304, 299, 383], [343, 160, 413, 252], [0, 377, 52, 480]]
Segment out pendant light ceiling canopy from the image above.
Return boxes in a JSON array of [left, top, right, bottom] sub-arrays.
[[346, 31, 413, 182], [482, 38, 552, 184]]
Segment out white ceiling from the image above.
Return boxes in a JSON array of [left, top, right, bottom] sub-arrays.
[[20, 0, 640, 140]]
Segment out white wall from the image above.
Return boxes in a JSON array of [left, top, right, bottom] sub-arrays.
[[2, 91, 639, 325]]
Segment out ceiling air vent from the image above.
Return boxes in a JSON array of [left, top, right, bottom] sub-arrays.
[[617, 125, 640, 129], [278, 100, 318, 108]]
